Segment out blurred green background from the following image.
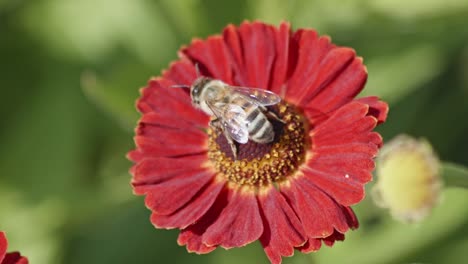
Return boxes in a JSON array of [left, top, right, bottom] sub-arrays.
[[1, 0, 468, 263]]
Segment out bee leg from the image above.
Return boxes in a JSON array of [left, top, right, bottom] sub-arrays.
[[209, 117, 220, 128], [210, 118, 238, 160], [264, 110, 285, 124], [223, 130, 238, 160]]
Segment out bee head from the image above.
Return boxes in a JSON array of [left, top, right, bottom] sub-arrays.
[[190, 77, 212, 107]]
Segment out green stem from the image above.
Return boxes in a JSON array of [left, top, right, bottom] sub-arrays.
[[442, 162, 468, 188]]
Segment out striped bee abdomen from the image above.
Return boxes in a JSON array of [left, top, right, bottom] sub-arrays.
[[242, 101, 274, 144]]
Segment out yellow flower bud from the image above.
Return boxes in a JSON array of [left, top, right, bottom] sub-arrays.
[[372, 135, 442, 223]]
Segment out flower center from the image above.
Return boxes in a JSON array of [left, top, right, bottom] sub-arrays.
[[207, 102, 308, 186]]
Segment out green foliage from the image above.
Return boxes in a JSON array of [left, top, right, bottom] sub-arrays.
[[1, 0, 467, 263]]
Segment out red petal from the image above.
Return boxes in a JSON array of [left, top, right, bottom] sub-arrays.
[[238, 21, 276, 88], [270, 22, 293, 96], [131, 155, 207, 186], [312, 101, 381, 148], [323, 230, 345, 247], [296, 48, 357, 106], [151, 179, 226, 229], [2, 252, 28, 264], [136, 115, 206, 139], [137, 78, 209, 126], [178, 189, 230, 254], [309, 142, 378, 183], [202, 188, 263, 249], [304, 101, 382, 205], [0, 232, 6, 263], [0, 233, 28, 264], [356, 96, 389, 124], [222, 21, 277, 88], [285, 30, 333, 103], [304, 57, 367, 113], [126, 149, 144, 163], [296, 238, 321, 253], [134, 134, 206, 158], [223, 24, 246, 86], [178, 226, 217, 254], [259, 186, 306, 264], [138, 112, 203, 132], [342, 206, 359, 230], [282, 178, 353, 237], [302, 166, 365, 206], [134, 112, 208, 157], [163, 59, 198, 86], [136, 169, 214, 215], [182, 36, 233, 83]]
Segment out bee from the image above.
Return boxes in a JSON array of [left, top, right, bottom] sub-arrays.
[[189, 77, 283, 159]]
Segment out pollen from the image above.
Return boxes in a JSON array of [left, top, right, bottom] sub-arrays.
[[207, 103, 308, 186]]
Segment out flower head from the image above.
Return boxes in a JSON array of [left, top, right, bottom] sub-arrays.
[[0, 232, 28, 264], [128, 21, 388, 263], [372, 135, 441, 223]]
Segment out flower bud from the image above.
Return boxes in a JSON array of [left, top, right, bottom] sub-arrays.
[[372, 135, 441, 223]]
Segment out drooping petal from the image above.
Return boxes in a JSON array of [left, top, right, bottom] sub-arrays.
[[259, 186, 306, 264], [296, 238, 321, 253], [323, 230, 345, 247], [281, 177, 354, 238], [178, 225, 217, 254], [356, 96, 389, 124], [151, 179, 226, 229], [136, 169, 215, 215], [178, 189, 230, 254], [202, 187, 263, 249]]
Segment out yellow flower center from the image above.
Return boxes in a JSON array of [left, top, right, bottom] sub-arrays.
[[207, 103, 309, 186]]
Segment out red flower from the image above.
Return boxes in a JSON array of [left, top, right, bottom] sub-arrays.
[[0, 232, 28, 264], [128, 21, 388, 263]]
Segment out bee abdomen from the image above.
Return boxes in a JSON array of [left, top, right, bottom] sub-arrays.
[[246, 109, 274, 143]]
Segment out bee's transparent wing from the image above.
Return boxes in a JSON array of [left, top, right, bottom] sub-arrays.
[[207, 101, 249, 144], [227, 86, 281, 106]]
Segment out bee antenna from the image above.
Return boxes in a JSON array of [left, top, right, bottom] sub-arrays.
[[171, 84, 190, 89], [195, 63, 201, 77]]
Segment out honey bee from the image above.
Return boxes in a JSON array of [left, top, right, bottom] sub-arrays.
[[189, 77, 283, 159]]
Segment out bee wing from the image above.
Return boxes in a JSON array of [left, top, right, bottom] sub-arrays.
[[206, 101, 249, 144], [227, 86, 281, 106]]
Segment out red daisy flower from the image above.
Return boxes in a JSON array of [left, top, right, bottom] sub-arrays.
[[128, 21, 388, 264], [0, 232, 28, 264]]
